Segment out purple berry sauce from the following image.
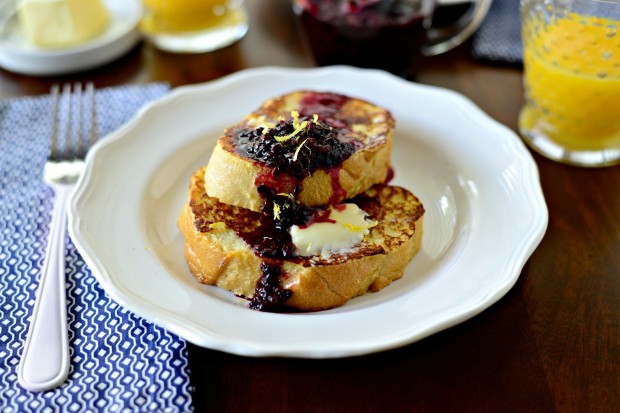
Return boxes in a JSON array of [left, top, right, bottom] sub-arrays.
[[294, 0, 427, 76]]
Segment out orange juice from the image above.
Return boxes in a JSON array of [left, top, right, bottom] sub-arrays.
[[142, 0, 246, 33], [520, 13, 620, 152], [140, 0, 248, 52]]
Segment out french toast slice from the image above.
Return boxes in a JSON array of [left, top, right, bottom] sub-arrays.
[[203, 91, 394, 213], [178, 167, 424, 312]]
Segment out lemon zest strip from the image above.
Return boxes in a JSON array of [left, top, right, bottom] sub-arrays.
[[274, 120, 308, 142], [293, 138, 309, 162], [209, 222, 227, 231], [273, 202, 282, 220], [291, 111, 301, 129], [277, 193, 295, 200], [343, 223, 367, 233]]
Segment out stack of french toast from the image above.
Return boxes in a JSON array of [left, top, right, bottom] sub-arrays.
[[178, 91, 425, 312]]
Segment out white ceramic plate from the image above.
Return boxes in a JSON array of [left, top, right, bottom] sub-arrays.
[[0, 0, 141, 76], [69, 66, 548, 358]]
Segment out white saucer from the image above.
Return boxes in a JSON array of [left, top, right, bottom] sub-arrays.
[[0, 0, 142, 76]]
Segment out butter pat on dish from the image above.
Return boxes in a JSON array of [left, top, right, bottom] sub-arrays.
[[17, 0, 109, 48]]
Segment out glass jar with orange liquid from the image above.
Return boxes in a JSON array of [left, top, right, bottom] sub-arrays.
[[519, 0, 620, 167], [140, 0, 248, 53]]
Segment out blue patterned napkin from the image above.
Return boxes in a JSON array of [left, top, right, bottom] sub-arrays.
[[472, 0, 523, 63], [0, 84, 194, 412]]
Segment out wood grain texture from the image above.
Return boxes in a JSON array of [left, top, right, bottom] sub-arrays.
[[3, 1, 618, 411]]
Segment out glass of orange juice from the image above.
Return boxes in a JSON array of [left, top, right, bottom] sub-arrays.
[[140, 0, 248, 53], [519, 0, 620, 167]]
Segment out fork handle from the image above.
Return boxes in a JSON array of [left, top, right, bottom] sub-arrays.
[[18, 185, 72, 392]]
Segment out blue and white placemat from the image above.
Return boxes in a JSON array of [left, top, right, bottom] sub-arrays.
[[472, 0, 523, 63], [0, 83, 194, 412]]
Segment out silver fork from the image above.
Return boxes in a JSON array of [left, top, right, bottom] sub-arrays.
[[18, 82, 97, 392]]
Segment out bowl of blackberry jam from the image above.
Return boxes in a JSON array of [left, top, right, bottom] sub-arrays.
[[292, 0, 492, 77]]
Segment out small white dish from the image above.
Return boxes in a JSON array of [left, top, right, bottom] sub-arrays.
[[69, 66, 548, 358], [438, 0, 473, 4], [0, 0, 141, 76]]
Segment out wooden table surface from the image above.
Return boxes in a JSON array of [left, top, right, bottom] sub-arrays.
[[2, 1, 619, 412]]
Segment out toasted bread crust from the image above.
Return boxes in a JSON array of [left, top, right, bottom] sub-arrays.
[[203, 91, 394, 212], [178, 167, 424, 311]]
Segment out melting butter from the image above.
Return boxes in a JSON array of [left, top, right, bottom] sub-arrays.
[[290, 203, 376, 258], [18, 0, 109, 48]]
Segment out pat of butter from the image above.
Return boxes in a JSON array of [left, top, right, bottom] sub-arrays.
[[18, 0, 109, 48], [290, 203, 377, 258]]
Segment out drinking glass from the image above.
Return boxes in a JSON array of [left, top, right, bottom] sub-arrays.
[[140, 0, 248, 53], [519, 0, 620, 167]]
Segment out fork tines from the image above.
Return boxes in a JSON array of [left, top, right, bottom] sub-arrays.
[[49, 82, 97, 162]]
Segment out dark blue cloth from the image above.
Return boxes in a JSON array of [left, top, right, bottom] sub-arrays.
[[0, 84, 194, 413], [472, 0, 523, 63]]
